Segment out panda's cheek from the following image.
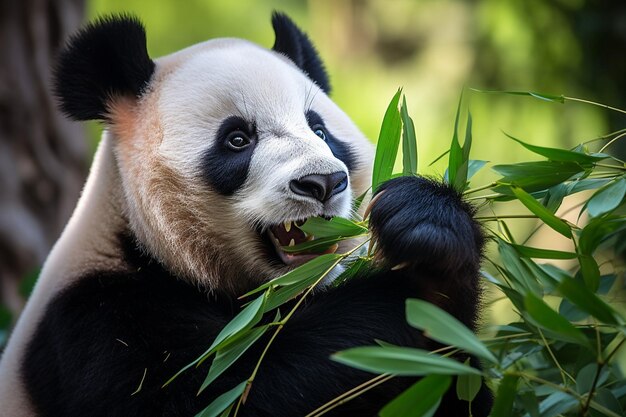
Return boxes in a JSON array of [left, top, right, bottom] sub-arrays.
[[200, 146, 254, 195]]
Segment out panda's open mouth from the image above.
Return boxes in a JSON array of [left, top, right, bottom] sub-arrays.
[[265, 220, 338, 266]]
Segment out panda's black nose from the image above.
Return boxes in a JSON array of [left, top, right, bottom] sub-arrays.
[[290, 172, 348, 203]]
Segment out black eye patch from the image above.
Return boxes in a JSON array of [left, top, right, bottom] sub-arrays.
[[200, 116, 257, 195], [306, 110, 356, 172]]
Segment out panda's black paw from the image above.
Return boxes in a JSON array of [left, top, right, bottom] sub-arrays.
[[368, 176, 483, 274]]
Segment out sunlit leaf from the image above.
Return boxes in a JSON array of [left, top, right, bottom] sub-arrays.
[[380, 375, 451, 417], [198, 326, 268, 393], [332, 346, 481, 376], [400, 96, 418, 176], [242, 254, 342, 296], [503, 132, 607, 164], [298, 217, 367, 239], [281, 235, 347, 254], [469, 88, 565, 103], [163, 293, 266, 386], [510, 186, 572, 238], [510, 244, 577, 260], [372, 88, 403, 192], [405, 299, 497, 363]]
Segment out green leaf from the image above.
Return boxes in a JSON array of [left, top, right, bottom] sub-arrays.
[[243, 253, 342, 296], [333, 257, 371, 287], [280, 235, 346, 254], [400, 96, 418, 176], [298, 217, 367, 239], [352, 188, 370, 213], [468, 160, 488, 180], [536, 391, 578, 417], [163, 293, 266, 386], [448, 93, 471, 192], [429, 149, 450, 167], [503, 132, 607, 164], [578, 254, 601, 292], [198, 326, 268, 393], [510, 185, 572, 237], [469, 88, 565, 103], [579, 216, 626, 255], [556, 277, 619, 324], [207, 294, 266, 353], [488, 374, 519, 417], [195, 381, 247, 417], [493, 161, 585, 193], [405, 299, 497, 364], [586, 177, 626, 217], [510, 244, 577, 260], [379, 374, 451, 417], [332, 346, 481, 376], [456, 361, 482, 402], [523, 292, 590, 346], [372, 88, 403, 192]]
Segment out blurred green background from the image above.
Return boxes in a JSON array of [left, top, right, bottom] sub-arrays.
[[84, 0, 626, 328]]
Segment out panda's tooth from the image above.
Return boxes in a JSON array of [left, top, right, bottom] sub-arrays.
[[284, 221, 292, 232], [289, 239, 295, 247]]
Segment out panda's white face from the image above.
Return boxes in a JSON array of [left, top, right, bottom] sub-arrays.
[[112, 39, 373, 293]]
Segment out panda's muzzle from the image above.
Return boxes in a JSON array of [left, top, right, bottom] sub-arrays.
[[289, 172, 348, 204]]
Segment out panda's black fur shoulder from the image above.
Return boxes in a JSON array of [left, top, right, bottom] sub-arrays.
[[22, 177, 491, 417]]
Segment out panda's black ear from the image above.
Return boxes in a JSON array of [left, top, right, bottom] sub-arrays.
[[53, 15, 155, 121], [271, 12, 331, 94]]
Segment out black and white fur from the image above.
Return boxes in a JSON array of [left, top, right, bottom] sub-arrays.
[[0, 14, 491, 417]]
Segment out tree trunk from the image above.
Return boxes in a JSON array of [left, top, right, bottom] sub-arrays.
[[0, 0, 87, 318]]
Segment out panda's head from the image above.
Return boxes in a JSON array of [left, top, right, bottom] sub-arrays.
[[54, 13, 373, 294]]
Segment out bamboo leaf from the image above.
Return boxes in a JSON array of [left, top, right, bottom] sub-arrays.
[[406, 299, 497, 364], [493, 161, 584, 193], [510, 244, 577, 260], [163, 293, 266, 386], [448, 93, 466, 191], [281, 235, 346, 253], [523, 293, 590, 346], [195, 381, 247, 417], [242, 254, 342, 296], [198, 326, 268, 393], [586, 177, 626, 217], [468, 160, 488, 180], [456, 362, 482, 402], [372, 88, 403, 192], [469, 88, 565, 103], [380, 375, 451, 417], [503, 132, 608, 164], [298, 217, 367, 239], [510, 186, 572, 237], [556, 277, 619, 324], [486, 374, 519, 417], [400, 96, 418, 176], [332, 346, 481, 376]]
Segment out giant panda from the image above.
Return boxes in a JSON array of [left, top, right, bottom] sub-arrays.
[[0, 13, 491, 417]]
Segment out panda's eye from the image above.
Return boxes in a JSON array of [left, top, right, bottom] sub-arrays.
[[313, 126, 327, 141], [226, 132, 251, 151]]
